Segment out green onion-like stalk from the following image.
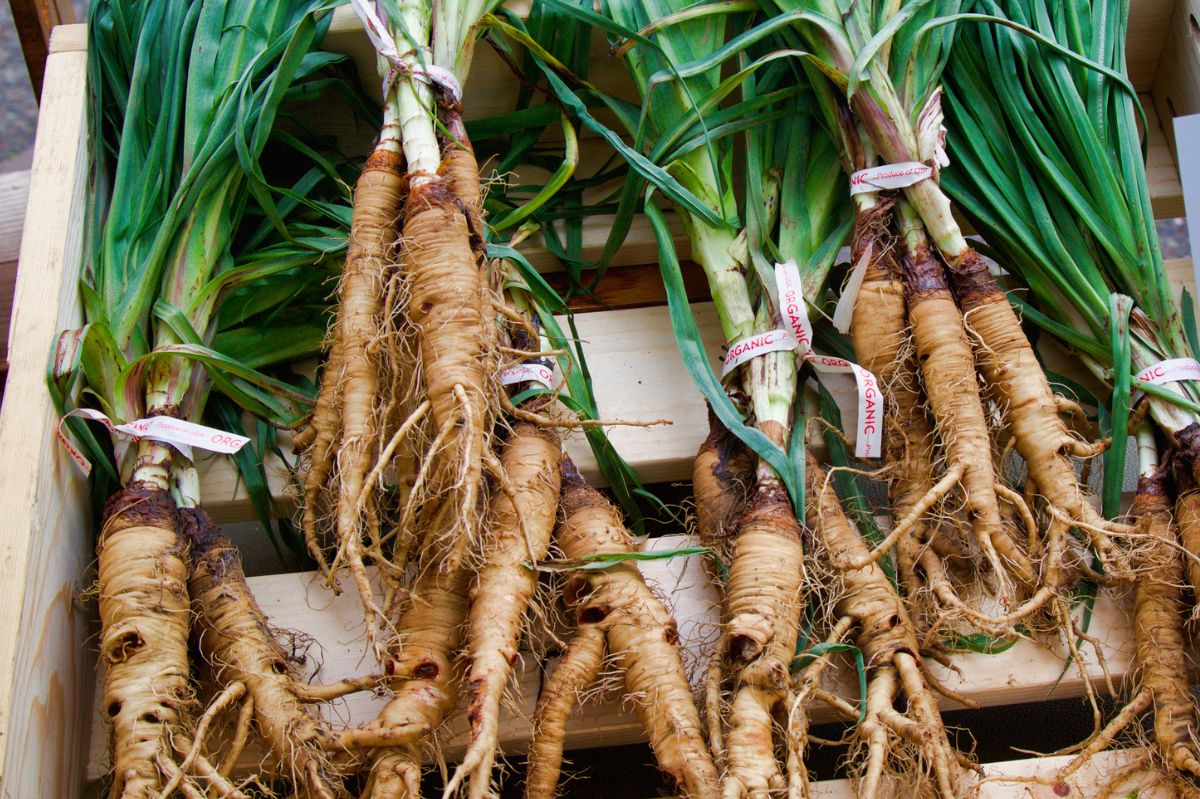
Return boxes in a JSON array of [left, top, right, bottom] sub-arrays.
[[940, 0, 1200, 447], [68, 0, 349, 499]]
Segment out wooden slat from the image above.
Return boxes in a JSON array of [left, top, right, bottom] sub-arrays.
[[47, 21, 87, 54], [0, 171, 30, 264], [1145, 93, 1188, 219], [195, 259, 1196, 524], [1130, 0, 1186, 92], [1, 171, 32, 386], [812, 749, 1176, 798], [87, 534, 1143, 782], [543, 261, 713, 313], [1, 259, 16, 389], [0, 46, 95, 799]]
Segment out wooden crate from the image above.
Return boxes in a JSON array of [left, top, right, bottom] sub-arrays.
[[1, 3, 1198, 797]]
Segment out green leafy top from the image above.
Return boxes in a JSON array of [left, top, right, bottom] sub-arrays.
[[940, 0, 1200, 437], [60, 0, 354, 487]]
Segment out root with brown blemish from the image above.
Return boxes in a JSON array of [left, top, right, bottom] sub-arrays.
[[804, 452, 972, 799], [338, 564, 470, 799], [298, 145, 408, 663], [446, 420, 563, 799], [522, 457, 720, 799], [99, 474, 193, 799], [185, 510, 348, 798], [1056, 470, 1200, 798]]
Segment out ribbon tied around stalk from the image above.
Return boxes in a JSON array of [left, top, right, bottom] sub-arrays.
[[715, 261, 884, 460], [348, 0, 464, 102]]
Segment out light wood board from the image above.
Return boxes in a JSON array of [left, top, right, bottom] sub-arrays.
[[0, 46, 96, 799], [88, 534, 1144, 785], [811, 749, 1178, 798], [195, 260, 1197, 525], [0, 170, 30, 265]]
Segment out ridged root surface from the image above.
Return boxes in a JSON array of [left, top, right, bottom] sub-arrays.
[[185, 509, 340, 797], [950, 249, 1126, 575], [300, 146, 407, 656], [549, 459, 720, 799], [903, 242, 1034, 590], [450, 422, 563, 799], [345, 565, 470, 799], [99, 486, 191, 799], [724, 487, 805, 689], [1132, 477, 1200, 784], [806, 453, 967, 799], [849, 212, 949, 602], [400, 169, 491, 569], [524, 624, 608, 799], [693, 410, 754, 556]]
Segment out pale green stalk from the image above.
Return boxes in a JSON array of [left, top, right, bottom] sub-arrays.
[[1136, 423, 1159, 479], [388, 0, 440, 181]]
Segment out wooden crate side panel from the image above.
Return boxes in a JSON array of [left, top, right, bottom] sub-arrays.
[[1130, 0, 1186, 91], [0, 48, 94, 799]]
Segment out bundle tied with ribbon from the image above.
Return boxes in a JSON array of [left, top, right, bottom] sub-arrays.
[[718, 260, 884, 460]]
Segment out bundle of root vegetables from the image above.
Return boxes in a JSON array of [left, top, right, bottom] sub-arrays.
[[69, 0, 1200, 798]]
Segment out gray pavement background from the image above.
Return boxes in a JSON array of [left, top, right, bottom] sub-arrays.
[[0, 1, 40, 170]]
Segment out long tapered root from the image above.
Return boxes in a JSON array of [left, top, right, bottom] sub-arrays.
[[1175, 488, 1200, 606], [952, 249, 1132, 578], [397, 167, 494, 572], [806, 453, 968, 798], [903, 245, 1034, 591], [301, 314, 345, 579], [344, 565, 470, 774], [100, 485, 192, 799], [300, 145, 409, 648], [544, 458, 720, 799], [184, 510, 342, 796], [1060, 475, 1200, 791], [850, 204, 942, 609], [448, 423, 563, 799], [524, 624, 608, 799]]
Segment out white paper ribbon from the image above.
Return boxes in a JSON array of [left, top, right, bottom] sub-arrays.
[[1136, 358, 1200, 386], [720, 329, 798, 378], [56, 408, 250, 477], [349, 0, 463, 101], [806, 356, 884, 459], [775, 259, 815, 355], [718, 260, 885, 459], [500, 362, 555, 390], [849, 162, 934, 195]]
